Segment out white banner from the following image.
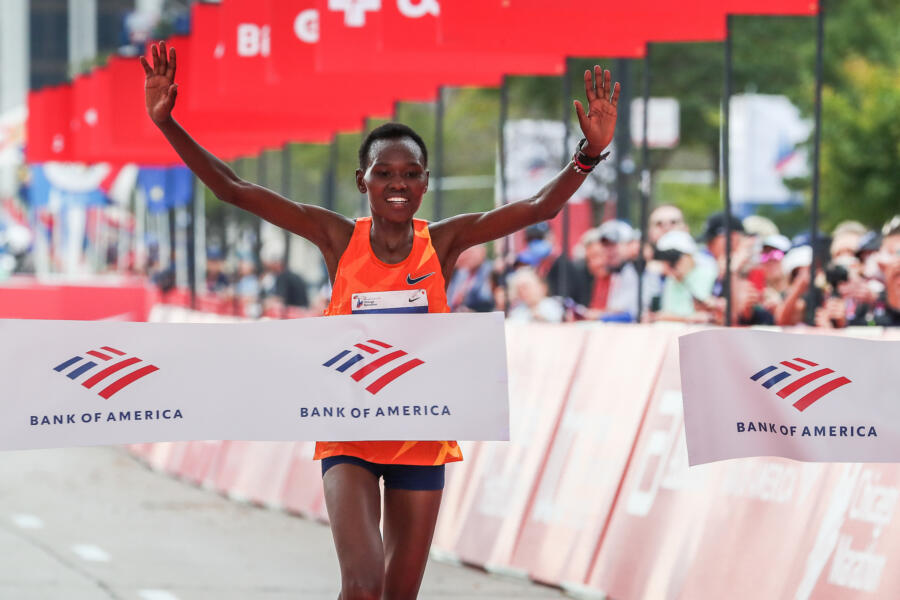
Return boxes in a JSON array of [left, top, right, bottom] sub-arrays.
[[0, 313, 509, 451], [679, 329, 900, 465]]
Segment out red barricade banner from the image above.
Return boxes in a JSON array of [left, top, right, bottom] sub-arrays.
[[0, 279, 156, 321], [509, 325, 671, 584], [280, 441, 328, 521], [586, 329, 900, 599], [448, 324, 588, 569], [431, 440, 481, 554], [176, 441, 226, 487], [220, 441, 297, 508]]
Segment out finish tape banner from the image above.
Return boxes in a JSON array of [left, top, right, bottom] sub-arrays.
[[680, 329, 900, 465], [0, 313, 509, 451]]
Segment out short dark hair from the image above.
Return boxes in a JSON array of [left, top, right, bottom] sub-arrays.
[[358, 122, 428, 169], [702, 211, 745, 242]]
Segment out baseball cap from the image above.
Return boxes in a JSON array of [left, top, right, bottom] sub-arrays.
[[781, 245, 812, 276], [656, 230, 698, 256], [761, 234, 791, 254], [596, 220, 636, 244]]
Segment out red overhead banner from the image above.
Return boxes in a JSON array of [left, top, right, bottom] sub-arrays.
[[26, 85, 73, 163], [728, 0, 818, 15], [314, 0, 565, 80]]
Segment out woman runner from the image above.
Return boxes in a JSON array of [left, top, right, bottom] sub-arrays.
[[142, 40, 619, 600]]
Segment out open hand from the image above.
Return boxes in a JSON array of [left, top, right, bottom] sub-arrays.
[[574, 66, 620, 156], [141, 41, 177, 125]]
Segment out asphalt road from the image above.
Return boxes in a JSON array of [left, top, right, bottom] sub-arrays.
[[0, 447, 568, 600]]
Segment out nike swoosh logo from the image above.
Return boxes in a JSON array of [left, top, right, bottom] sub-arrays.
[[406, 272, 434, 285]]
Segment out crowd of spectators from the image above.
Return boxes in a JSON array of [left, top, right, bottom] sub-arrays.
[[197, 245, 317, 319], [447, 207, 900, 329], [11, 195, 895, 330]]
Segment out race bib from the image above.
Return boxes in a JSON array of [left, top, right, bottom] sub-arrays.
[[351, 290, 428, 314]]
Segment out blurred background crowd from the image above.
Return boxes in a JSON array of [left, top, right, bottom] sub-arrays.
[[471, 209, 900, 328]]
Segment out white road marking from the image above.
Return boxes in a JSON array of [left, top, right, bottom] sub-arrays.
[[71, 544, 111, 562], [10, 514, 44, 529], [138, 591, 180, 600]]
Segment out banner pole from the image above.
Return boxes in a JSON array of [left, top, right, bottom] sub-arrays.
[[281, 143, 292, 271], [614, 57, 632, 224], [807, 1, 826, 322], [558, 57, 571, 301], [255, 152, 266, 275], [723, 15, 734, 327], [434, 86, 445, 222], [324, 135, 337, 213], [637, 44, 652, 324], [498, 75, 510, 313], [186, 175, 196, 309], [193, 175, 205, 306]]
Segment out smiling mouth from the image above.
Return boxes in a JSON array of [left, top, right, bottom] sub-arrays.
[[386, 197, 409, 205]]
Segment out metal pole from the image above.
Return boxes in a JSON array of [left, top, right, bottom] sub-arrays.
[[433, 86, 445, 221], [808, 2, 826, 322], [193, 176, 206, 301], [723, 16, 734, 327], [230, 158, 244, 316], [281, 144, 292, 270], [614, 58, 632, 223], [325, 136, 338, 212], [255, 153, 266, 271], [558, 57, 571, 300], [637, 45, 652, 323], [498, 75, 510, 312], [498, 76, 509, 211], [186, 177, 196, 308]]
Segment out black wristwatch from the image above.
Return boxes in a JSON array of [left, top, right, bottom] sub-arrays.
[[571, 138, 610, 173]]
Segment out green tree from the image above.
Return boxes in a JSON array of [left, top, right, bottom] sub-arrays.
[[819, 57, 900, 229]]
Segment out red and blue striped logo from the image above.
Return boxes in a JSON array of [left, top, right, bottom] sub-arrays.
[[53, 346, 159, 399], [323, 338, 424, 395], [750, 357, 851, 412]]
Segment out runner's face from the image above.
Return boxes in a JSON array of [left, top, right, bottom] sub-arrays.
[[358, 138, 428, 223]]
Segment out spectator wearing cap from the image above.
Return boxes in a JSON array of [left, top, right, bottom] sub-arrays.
[[506, 267, 564, 323], [549, 222, 644, 321], [205, 245, 231, 295], [650, 230, 717, 323], [234, 257, 261, 317], [515, 222, 556, 278], [259, 245, 309, 316], [752, 234, 792, 314], [857, 230, 884, 283], [447, 244, 495, 313], [831, 220, 868, 261], [742, 215, 779, 239], [849, 215, 900, 326], [701, 211, 752, 300], [775, 245, 813, 326]]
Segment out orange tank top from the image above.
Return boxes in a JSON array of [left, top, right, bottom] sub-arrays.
[[313, 217, 463, 466]]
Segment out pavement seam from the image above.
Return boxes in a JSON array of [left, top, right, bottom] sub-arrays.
[[0, 520, 124, 600]]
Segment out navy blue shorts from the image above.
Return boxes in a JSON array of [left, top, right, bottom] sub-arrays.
[[321, 455, 445, 491]]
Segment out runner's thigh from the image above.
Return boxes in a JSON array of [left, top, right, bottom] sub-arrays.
[[382, 487, 443, 600], [323, 463, 385, 593]]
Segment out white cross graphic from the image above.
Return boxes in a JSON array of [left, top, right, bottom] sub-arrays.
[[328, 0, 381, 27]]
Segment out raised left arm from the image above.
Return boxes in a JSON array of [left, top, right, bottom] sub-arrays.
[[432, 66, 620, 254]]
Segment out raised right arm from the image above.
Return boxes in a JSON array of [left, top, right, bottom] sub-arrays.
[[141, 41, 352, 273]]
